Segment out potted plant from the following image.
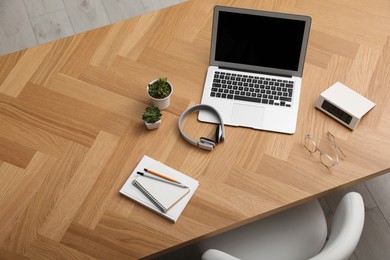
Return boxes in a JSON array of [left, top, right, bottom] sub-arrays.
[[142, 106, 162, 130], [147, 77, 173, 109]]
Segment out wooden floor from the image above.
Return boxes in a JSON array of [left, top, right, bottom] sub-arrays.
[[1, 1, 390, 260]]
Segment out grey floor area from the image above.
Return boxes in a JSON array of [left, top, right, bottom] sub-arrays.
[[0, 0, 187, 55], [1, 1, 390, 259]]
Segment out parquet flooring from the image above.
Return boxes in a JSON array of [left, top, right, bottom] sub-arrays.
[[1, 0, 390, 259]]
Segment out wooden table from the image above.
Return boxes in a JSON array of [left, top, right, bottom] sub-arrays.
[[1, 0, 390, 259]]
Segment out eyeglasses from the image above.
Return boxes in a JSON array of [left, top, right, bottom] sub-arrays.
[[304, 132, 346, 168]]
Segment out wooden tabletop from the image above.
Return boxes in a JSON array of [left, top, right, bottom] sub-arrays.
[[1, 0, 390, 259]]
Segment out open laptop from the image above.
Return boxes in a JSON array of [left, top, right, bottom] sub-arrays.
[[199, 6, 311, 134]]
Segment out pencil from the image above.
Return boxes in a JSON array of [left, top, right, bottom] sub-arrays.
[[137, 172, 188, 188], [144, 168, 181, 184]]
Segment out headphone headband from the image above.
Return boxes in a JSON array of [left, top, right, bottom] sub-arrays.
[[178, 104, 225, 150]]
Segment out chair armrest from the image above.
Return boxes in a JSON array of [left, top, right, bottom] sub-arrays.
[[202, 249, 240, 260]]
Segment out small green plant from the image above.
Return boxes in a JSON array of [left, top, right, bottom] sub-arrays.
[[142, 106, 162, 124], [148, 77, 171, 99]]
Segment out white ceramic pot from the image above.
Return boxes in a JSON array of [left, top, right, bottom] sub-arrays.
[[147, 80, 173, 110], [144, 119, 161, 130]]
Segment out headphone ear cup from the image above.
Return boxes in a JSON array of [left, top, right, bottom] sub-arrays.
[[178, 104, 224, 151], [200, 137, 216, 148], [215, 124, 223, 143]]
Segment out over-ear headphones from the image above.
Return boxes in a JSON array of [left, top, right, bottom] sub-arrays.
[[178, 104, 225, 151]]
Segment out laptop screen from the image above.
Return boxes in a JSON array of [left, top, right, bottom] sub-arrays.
[[210, 6, 311, 77]]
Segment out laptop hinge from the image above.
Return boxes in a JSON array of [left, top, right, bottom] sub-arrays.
[[219, 66, 293, 78]]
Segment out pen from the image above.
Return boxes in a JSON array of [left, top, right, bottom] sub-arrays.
[[144, 168, 182, 184], [137, 172, 188, 188]]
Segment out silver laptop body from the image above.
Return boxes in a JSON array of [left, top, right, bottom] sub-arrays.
[[199, 6, 311, 134]]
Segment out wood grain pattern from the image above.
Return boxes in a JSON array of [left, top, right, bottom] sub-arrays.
[[1, 0, 390, 259]]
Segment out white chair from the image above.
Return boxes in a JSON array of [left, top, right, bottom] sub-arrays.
[[199, 192, 364, 260]]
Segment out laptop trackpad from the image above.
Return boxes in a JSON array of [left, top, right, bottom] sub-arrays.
[[231, 104, 264, 127]]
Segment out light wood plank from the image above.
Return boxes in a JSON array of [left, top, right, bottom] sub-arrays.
[[344, 46, 382, 96], [46, 73, 143, 119], [0, 249, 29, 260], [26, 235, 95, 260], [73, 125, 141, 228], [309, 30, 360, 59], [59, 27, 111, 78], [364, 36, 390, 129], [17, 83, 129, 142], [2, 142, 88, 253], [38, 131, 119, 241], [29, 36, 76, 86], [0, 112, 69, 158], [0, 137, 36, 168], [0, 52, 26, 85], [0, 44, 52, 97], [0, 163, 25, 205], [0, 153, 57, 247]]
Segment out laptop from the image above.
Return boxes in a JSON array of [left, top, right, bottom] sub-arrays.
[[199, 6, 311, 134]]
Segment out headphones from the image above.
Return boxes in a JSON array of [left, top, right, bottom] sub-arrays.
[[178, 104, 225, 151]]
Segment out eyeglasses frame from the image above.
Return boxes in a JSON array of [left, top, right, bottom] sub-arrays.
[[304, 132, 346, 168]]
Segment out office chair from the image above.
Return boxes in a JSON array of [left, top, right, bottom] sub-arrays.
[[199, 192, 364, 260]]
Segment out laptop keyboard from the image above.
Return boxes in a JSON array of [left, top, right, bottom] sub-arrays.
[[210, 71, 295, 107]]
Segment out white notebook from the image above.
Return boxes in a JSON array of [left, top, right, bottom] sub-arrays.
[[120, 155, 199, 222], [133, 176, 190, 212]]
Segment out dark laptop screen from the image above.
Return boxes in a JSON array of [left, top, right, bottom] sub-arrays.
[[215, 11, 306, 71]]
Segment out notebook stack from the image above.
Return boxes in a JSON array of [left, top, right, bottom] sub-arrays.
[[120, 155, 199, 222]]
